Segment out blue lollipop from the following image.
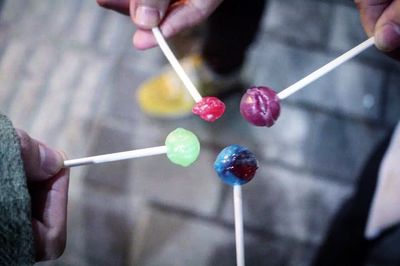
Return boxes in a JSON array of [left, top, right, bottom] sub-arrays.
[[214, 145, 259, 266], [214, 145, 258, 186]]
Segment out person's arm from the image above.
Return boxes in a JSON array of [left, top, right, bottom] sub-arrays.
[[0, 115, 35, 265], [97, 0, 224, 49], [0, 114, 69, 264], [17, 129, 69, 261], [355, 0, 400, 59]]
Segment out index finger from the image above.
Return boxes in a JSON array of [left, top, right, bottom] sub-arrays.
[[355, 0, 392, 36], [133, 0, 223, 49], [97, 0, 130, 15]]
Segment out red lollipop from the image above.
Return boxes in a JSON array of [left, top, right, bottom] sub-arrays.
[[192, 96, 226, 122], [152, 27, 226, 122]]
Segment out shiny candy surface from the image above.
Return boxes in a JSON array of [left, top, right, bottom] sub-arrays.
[[165, 128, 200, 167], [240, 86, 280, 127], [192, 96, 225, 122], [214, 145, 258, 186]]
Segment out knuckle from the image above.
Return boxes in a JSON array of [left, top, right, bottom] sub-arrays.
[[96, 0, 111, 8], [45, 230, 67, 260], [16, 129, 32, 153], [354, 0, 366, 11]]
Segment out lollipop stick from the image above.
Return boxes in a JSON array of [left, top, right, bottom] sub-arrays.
[[63, 146, 167, 167], [152, 27, 203, 103], [277, 37, 375, 100], [233, 185, 245, 266]]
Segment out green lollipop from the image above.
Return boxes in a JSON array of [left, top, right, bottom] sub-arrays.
[[165, 128, 200, 167], [63, 127, 200, 168]]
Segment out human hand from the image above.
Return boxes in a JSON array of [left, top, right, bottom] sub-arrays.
[[355, 0, 400, 59], [16, 129, 69, 261], [97, 0, 223, 49]]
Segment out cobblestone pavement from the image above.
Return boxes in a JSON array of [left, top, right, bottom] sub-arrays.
[[1, 0, 400, 265]]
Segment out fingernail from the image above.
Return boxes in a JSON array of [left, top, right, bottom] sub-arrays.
[[375, 23, 400, 52], [39, 144, 63, 176], [135, 6, 160, 28]]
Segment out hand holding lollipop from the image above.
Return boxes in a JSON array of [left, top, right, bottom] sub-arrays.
[[15, 129, 69, 261], [97, 0, 226, 122], [241, 0, 400, 127], [356, 0, 400, 59], [97, 0, 224, 49], [240, 37, 375, 127]]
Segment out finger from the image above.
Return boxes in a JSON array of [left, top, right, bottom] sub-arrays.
[[132, 3, 197, 49], [132, 0, 222, 49], [133, 29, 157, 49], [31, 167, 70, 261], [375, 0, 400, 51], [97, 0, 130, 15], [16, 129, 64, 182], [355, 0, 392, 36], [130, 0, 171, 29]]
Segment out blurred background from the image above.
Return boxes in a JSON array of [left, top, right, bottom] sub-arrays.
[[1, 0, 400, 265]]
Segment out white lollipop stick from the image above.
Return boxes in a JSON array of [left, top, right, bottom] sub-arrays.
[[63, 146, 167, 167], [277, 37, 375, 100], [233, 185, 245, 266], [152, 27, 203, 103]]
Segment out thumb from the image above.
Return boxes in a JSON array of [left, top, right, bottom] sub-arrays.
[[16, 129, 64, 182], [130, 0, 171, 29], [374, 0, 400, 52]]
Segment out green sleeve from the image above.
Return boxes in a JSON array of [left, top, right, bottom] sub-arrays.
[[0, 114, 35, 265]]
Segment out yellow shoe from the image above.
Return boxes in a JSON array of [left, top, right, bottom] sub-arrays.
[[137, 54, 243, 118]]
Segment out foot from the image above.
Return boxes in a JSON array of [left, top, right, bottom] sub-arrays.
[[136, 54, 243, 118]]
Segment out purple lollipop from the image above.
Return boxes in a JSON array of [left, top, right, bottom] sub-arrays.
[[239, 38, 375, 127], [240, 86, 281, 127]]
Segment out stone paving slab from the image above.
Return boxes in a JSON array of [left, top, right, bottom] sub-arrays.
[[84, 121, 135, 193], [132, 206, 232, 266], [130, 205, 315, 266], [81, 190, 136, 266], [262, 0, 332, 48], [131, 137, 223, 216], [250, 104, 387, 183], [103, 64, 159, 123], [220, 164, 352, 244]]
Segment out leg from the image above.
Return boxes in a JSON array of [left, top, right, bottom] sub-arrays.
[[202, 0, 267, 75], [312, 130, 394, 266]]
